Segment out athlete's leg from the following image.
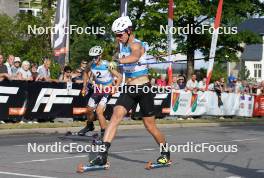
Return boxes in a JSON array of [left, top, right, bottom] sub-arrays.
[[103, 105, 127, 142], [90, 92, 135, 166], [139, 85, 170, 164], [95, 105, 107, 137], [142, 116, 166, 144], [78, 97, 96, 136]]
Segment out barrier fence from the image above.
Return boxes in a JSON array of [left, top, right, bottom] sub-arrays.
[[0, 81, 263, 121]]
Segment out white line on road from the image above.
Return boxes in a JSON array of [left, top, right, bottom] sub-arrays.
[[212, 138, 259, 144], [15, 155, 87, 164], [0, 171, 57, 178]]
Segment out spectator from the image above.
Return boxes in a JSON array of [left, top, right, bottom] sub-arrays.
[[214, 77, 226, 107], [0, 54, 9, 81], [171, 75, 179, 89], [4, 55, 14, 75], [11, 57, 21, 77], [156, 74, 167, 86], [257, 81, 264, 95], [177, 76, 186, 89], [37, 57, 51, 81], [234, 78, 242, 93], [72, 68, 83, 83], [31, 63, 38, 81], [228, 72, 236, 88], [198, 77, 207, 91], [260, 81, 264, 95], [59, 66, 73, 82], [16, 61, 33, 81], [150, 78, 156, 86], [80, 60, 88, 71], [186, 74, 198, 91]]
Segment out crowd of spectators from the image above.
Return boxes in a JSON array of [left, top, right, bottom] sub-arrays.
[[0, 54, 86, 83], [1, 53, 264, 95], [152, 73, 264, 96]]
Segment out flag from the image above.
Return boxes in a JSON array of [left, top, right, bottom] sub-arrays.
[[120, 0, 128, 16], [167, 0, 174, 86], [52, 0, 69, 66], [206, 0, 224, 89]]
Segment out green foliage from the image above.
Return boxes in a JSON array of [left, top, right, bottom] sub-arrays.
[[211, 62, 227, 82], [238, 63, 250, 80], [1, 0, 264, 80]]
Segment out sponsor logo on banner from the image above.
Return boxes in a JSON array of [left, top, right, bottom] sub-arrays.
[[0, 86, 19, 103], [172, 92, 180, 112], [190, 93, 198, 112], [32, 88, 80, 112]]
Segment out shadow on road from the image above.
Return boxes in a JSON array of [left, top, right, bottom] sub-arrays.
[[184, 158, 264, 178], [109, 153, 147, 164]]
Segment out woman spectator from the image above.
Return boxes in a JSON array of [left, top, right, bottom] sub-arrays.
[[156, 74, 167, 86], [177, 76, 186, 89], [59, 66, 73, 82], [16, 61, 33, 81], [31, 63, 39, 81], [198, 77, 207, 91]]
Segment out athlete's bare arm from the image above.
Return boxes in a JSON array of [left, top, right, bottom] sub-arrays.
[[119, 43, 142, 64], [110, 69, 122, 87]]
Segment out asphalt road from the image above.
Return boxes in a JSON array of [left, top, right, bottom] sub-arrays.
[[0, 125, 263, 178]]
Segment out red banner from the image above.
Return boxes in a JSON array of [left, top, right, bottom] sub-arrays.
[[253, 95, 264, 116]]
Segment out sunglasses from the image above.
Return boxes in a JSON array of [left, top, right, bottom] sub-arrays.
[[65, 71, 72, 73], [76, 71, 82, 73], [82, 62, 87, 65], [115, 33, 124, 38]]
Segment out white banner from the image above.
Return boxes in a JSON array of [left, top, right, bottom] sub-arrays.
[[170, 91, 254, 117]]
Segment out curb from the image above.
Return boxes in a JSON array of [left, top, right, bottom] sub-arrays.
[[0, 121, 264, 135]]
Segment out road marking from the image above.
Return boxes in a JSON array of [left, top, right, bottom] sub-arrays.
[[0, 171, 57, 178], [112, 148, 156, 154], [212, 138, 259, 144], [15, 155, 87, 163]]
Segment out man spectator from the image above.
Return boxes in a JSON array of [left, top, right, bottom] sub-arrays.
[[177, 76, 186, 89], [198, 77, 207, 91], [186, 74, 198, 91], [4, 55, 14, 75], [11, 57, 21, 77], [171, 75, 179, 90], [72, 68, 84, 83], [156, 74, 167, 86], [214, 77, 226, 107], [80, 60, 88, 71], [0, 54, 9, 81], [37, 57, 51, 81], [228, 72, 236, 88]]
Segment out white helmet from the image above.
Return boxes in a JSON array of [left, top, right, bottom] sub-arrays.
[[112, 16, 132, 34], [89, 46, 103, 57]]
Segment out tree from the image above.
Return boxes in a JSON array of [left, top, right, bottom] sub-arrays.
[[128, 0, 263, 79]]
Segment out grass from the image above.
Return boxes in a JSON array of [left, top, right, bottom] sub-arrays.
[[0, 117, 264, 130]]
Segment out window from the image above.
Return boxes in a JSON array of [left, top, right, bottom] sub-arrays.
[[254, 64, 262, 78]]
